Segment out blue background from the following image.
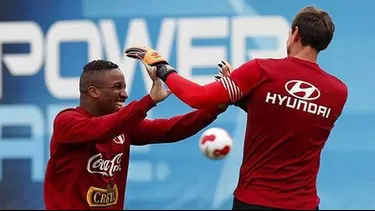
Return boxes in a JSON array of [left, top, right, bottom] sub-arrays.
[[0, 0, 374, 209]]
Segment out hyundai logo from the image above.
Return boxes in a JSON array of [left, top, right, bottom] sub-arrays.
[[285, 80, 320, 101]]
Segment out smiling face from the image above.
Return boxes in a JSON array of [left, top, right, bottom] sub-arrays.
[[79, 60, 129, 116], [91, 69, 128, 114]]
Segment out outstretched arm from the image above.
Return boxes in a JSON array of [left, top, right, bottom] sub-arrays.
[[163, 59, 263, 109], [54, 95, 155, 144], [124, 46, 263, 109], [129, 107, 225, 145]]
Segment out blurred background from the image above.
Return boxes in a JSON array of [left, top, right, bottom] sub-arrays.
[[0, 0, 374, 209]]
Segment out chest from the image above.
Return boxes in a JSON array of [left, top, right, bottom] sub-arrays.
[[86, 134, 130, 177], [94, 134, 129, 155]]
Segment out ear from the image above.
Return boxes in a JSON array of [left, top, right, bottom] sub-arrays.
[[87, 85, 100, 99], [293, 26, 300, 42]]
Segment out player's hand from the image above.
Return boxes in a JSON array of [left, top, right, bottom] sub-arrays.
[[125, 46, 177, 81], [214, 60, 248, 112], [214, 60, 233, 79], [125, 46, 167, 65], [147, 65, 172, 103]]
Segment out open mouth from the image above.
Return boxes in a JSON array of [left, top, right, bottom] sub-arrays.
[[116, 101, 125, 108]]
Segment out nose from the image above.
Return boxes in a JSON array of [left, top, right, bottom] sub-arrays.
[[120, 89, 128, 99]]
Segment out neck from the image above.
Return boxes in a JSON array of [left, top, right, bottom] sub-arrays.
[[79, 99, 102, 117], [289, 46, 318, 63]]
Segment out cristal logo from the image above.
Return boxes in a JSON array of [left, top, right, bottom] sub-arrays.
[[285, 80, 320, 101], [87, 153, 123, 177]]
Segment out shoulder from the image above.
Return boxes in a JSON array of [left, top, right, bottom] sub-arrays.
[[54, 107, 85, 125], [327, 74, 348, 100], [315, 69, 349, 111], [331, 76, 347, 92], [239, 58, 289, 71], [255, 57, 290, 66], [235, 58, 263, 71], [327, 72, 347, 89], [319, 68, 348, 96]]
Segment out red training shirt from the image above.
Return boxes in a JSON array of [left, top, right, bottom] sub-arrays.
[[165, 57, 348, 209], [44, 95, 224, 210]]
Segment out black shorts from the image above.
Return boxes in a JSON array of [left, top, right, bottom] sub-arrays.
[[232, 197, 319, 210]]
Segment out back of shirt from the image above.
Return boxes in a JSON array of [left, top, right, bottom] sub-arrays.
[[231, 57, 348, 209]]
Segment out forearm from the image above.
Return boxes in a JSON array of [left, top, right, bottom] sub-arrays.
[[155, 107, 224, 143], [165, 73, 230, 109], [130, 107, 225, 145], [56, 95, 155, 143]]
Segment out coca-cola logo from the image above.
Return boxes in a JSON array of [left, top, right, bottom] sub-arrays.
[[87, 153, 123, 177]]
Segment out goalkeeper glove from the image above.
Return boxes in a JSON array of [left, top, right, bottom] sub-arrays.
[[125, 46, 176, 81]]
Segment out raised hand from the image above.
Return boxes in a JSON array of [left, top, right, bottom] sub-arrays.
[[125, 46, 176, 81], [146, 65, 172, 104], [215, 60, 248, 112]]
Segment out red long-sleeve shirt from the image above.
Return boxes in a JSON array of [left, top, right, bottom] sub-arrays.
[[44, 95, 223, 210], [165, 57, 348, 209], [165, 59, 262, 109]]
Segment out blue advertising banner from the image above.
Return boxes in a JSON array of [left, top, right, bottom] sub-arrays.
[[0, 0, 374, 209]]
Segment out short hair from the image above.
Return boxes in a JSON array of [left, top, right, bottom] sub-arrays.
[[291, 5, 335, 52], [79, 59, 119, 94]]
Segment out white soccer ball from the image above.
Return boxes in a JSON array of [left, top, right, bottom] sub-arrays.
[[199, 127, 233, 160]]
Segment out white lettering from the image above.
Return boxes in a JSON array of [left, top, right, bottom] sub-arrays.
[[0, 105, 44, 181], [325, 108, 331, 118], [297, 100, 308, 111], [1, 17, 292, 100], [100, 18, 176, 95], [0, 22, 44, 99], [317, 106, 327, 117], [231, 16, 289, 67], [286, 97, 297, 108], [178, 17, 228, 85], [45, 20, 102, 99], [277, 95, 287, 105], [265, 93, 331, 118], [307, 102, 318, 114], [265, 92, 277, 104], [87, 153, 123, 177]]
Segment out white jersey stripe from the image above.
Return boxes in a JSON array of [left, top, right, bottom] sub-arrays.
[[219, 76, 244, 103]]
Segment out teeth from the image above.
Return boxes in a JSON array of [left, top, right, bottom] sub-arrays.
[[116, 102, 124, 107]]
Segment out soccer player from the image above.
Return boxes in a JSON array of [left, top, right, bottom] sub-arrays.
[[125, 5, 348, 210], [43, 59, 226, 209]]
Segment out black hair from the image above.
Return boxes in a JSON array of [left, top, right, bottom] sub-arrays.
[[79, 59, 119, 93]]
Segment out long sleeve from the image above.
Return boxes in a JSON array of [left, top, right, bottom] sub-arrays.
[[165, 59, 263, 109], [129, 107, 225, 145], [54, 95, 155, 144], [165, 74, 230, 109]]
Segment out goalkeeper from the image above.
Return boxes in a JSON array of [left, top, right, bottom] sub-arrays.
[[124, 5, 347, 210]]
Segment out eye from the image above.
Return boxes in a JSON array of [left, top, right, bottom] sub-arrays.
[[112, 83, 124, 90]]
